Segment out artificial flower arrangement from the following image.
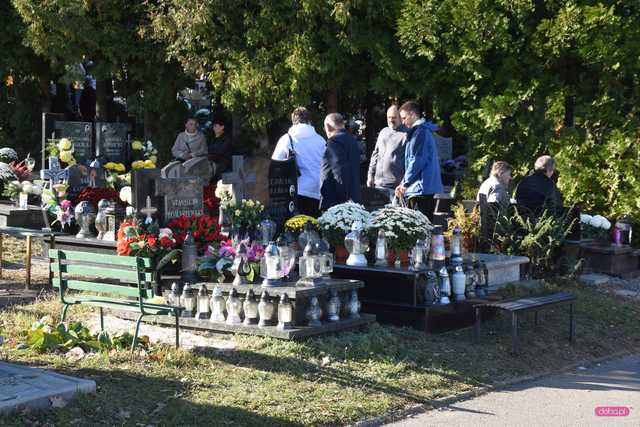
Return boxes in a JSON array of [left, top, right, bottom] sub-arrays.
[[284, 214, 319, 234], [41, 183, 73, 228], [203, 184, 221, 212], [166, 214, 223, 254], [318, 202, 372, 247], [46, 138, 76, 166], [130, 140, 158, 168], [216, 183, 265, 231], [117, 219, 179, 261], [580, 213, 611, 241], [2, 180, 43, 200], [104, 162, 131, 190], [370, 206, 433, 251], [197, 239, 264, 283], [72, 187, 121, 209]]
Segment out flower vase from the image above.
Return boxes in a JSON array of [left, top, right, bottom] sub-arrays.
[[334, 245, 349, 263], [386, 250, 397, 267], [398, 250, 410, 266]]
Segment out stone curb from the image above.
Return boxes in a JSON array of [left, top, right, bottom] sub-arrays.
[[350, 348, 638, 427]]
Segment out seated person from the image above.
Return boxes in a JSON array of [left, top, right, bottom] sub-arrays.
[[514, 155, 563, 215], [477, 160, 512, 206], [171, 117, 208, 161], [208, 117, 232, 179]]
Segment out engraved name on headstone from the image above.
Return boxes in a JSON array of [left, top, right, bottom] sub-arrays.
[[155, 177, 205, 221], [54, 121, 94, 165], [96, 122, 130, 164]]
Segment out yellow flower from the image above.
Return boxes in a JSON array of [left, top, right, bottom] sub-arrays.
[[115, 163, 126, 172], [131, 140, 144, 150], [143, 159, 155, 168], [59, 150, 75, 164], [58, 138, 72, 151], [105, 162, 116, 170], [131, 160, 144, 169], [149, 155, 157, 164]]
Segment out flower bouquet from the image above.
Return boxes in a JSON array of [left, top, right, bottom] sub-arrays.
[[370, 206, 433, 251], [130, 140, 158, 167], [284, 214, 318, 234], [72, 187, 120, 210], [215, 182, 264, 233], [197, 239, 264, 283], [117, 220, 177, 258], [166, 214, 223, 254], [580, 214, 611, 242], [46, 138, 76, 166], [41, 183, 74, 230], [104, 162, 131, 190], [318, 202, 372, 247]]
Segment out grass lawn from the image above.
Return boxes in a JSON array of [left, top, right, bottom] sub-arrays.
[[0, 278, 638, 426]]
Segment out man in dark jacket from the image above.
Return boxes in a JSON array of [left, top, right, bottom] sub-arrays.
[[515, 155, 563, 215], [208, 117, 232, 182], [320, 113, 362, 211]]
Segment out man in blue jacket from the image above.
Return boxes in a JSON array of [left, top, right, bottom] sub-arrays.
[[394, 101, 443, 220], [320, 113, 362, 211]]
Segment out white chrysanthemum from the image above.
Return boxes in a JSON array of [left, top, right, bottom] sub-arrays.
[[580, 214, 592, 224], [590, 215, 604, 228]]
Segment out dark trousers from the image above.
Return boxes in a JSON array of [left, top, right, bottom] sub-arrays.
[[298, 196, 320, 218], [408, 195, 437, 222]]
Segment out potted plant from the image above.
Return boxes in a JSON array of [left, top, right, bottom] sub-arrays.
[[318, 202, 372, 262], [447, 203, 480, 253], [580, 213, 611, 243], [370, 206, 432, 265]]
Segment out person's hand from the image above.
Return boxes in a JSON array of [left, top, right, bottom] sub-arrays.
[[185, 153, 193, 160], [367, 176, 375, 188], [395, 185, 406, 198]]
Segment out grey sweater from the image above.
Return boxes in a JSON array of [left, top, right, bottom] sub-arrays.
[[367, 125, 408, 188]]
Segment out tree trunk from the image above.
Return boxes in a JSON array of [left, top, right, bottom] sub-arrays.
[[563, 94, 574, 127], [95, 79, 113, 122], [325, 86, 338, 113], [364, 91, 377, 156]]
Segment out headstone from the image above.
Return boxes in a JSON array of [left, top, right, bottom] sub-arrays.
[[155, 177, 205, 222], [161, 161, 184, 179], [183, 157, 213, 182], [267, 159, 297, 230], [96, 122, 130, 164], [41, 113, 64, 169], [53, 121, 94, 165], [434, 133, 452, 163], [132, 168, 161, 210], [66, 164, 91, 200], [221, 156, 256, 204], [361, 187, 390, 211]]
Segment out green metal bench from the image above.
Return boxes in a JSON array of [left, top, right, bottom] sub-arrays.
[[50, 249, 182, 351]]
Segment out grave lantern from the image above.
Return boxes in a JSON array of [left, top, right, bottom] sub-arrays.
[[450, 227, 463, 265], [277, 293, 294, 330], [180, 283, 196, 317], [410, 239, 428, 271], [298, 221, 320, 250], [452, 265, 466, 301], [258, 291, 275, 327], [277, 235, 296, 281], [166, 282, 181, 312], [429, 226, 446, 270], [243, 289, 259, 325], [345, 220, 369, 267], [226, 288, 243, 324], [258, 217, 276, 245], [438, 267, 451, 305], [232, 243, 251, 286], [374, 229, 388, 266], [209, 286, 226, 322], [218, 206, 232, 236], [317, 238, 334, 278], [196, 284, 210, 319], [613, 216, 633, 246], [260, 241, 284, 287], [181, 231, 198, 283], [465, 264, 477, 298], [297, 240, 323, 287]]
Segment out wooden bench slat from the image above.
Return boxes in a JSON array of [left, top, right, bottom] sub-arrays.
[[483, 293, 575, 311], [52, 278, 149, 299], [49, 249, 152, 268], [51, 263, 153, 283], [66, 298, 174, 315]]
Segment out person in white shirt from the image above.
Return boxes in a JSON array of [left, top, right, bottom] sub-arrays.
[[272, 107, 326, 217], [477, 160, 512, 205]]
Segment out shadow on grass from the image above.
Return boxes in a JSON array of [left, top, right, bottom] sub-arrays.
[[0, 361, 303, 427]]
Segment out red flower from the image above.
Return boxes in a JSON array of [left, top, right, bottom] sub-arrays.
[[160, 236, 173, 248], [148, 236, 157, 247]]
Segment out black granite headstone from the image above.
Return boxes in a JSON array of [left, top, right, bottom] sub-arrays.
[[132, 168, 161, 211], [267, 159, 298, 230], [96, 122, 130, 164], [53, 121, 94, 165], [66, 164, 91, 200], [361, 187, 391, 212]]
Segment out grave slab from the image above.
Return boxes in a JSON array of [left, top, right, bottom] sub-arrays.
[[0, 362, 95, 414], [578, 273, 610, 286], [469, 253, 530, 290]]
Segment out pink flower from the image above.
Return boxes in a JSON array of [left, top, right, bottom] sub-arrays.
[[60, 200, 72, 210]]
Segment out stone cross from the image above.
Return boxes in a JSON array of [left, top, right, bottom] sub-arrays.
[[139, 195, 158, 225], [40, 156, 69, 186], [221, 155, 256, 204]]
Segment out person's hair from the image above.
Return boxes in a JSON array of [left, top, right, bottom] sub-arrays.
[[399, 100, 421, 116], [387, 105, 399, 114], [534, 155, 555, 173], [186, 116, 197, 123], [491, 161, 512, 178], [291, 107, 311, 125], [324, 113, 345, 129], [212, 117, 225, 127]]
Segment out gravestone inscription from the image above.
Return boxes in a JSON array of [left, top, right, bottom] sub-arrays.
[[66, 164, 91, 200], [155, 177, 205, 222], [96, 122, 130, 164], [54, 121, 94, 165], [267, 158, 297, 230]]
